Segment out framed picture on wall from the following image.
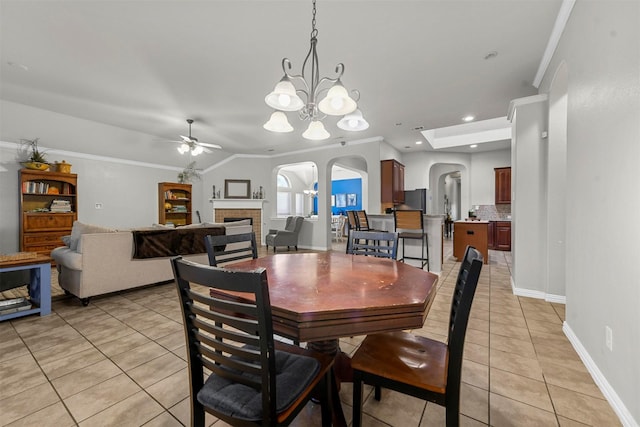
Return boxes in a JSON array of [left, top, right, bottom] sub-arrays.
[[336, 193, 346, 208], [331, 195, 336, 206], [347, 193, 357, 206]]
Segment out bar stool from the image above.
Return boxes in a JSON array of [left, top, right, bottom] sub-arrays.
[[394, 209, 429, 270]]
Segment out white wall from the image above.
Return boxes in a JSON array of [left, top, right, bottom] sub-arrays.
[[538, 1, 640, 424], [469, 149, 511, 206]]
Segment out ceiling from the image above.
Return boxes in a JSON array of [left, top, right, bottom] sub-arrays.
[[0, 1, 562, 168]]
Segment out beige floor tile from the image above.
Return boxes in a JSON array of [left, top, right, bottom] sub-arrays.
[[362, 387, 426, 426], [127, 351, 186, 388], [489, 393, 558, 426], [538, 359, 602, 399], [145, 368, 190, 408], [155, 330, 187, 351], [547, 384, 622, 426], [51, 359, 122, 398], [40, 347, 107, 380], [78, 390, 164, 427], [464, 342, 490, 366], [110, 340, 168, 371], [490, 334, 536, 358], [169, 397, 219, 427], [143, 412, 183, 427], [0, 354, 48, 400], [94, 330, 151, 357], [63, 373, 141, 422], [138, 319, 183, 340], [489, 368, 553, 412], [462, 359, 489, 390], [460, 382, 489, 424], [0, 382, 61, 425], [0, 337, 30, 363], [489, 348, 544, 381], [557, 415, 590, 426], [4, 401, 75, 427], [83, 322, 137, 347], [21, 324, 83, 353], [32, 336, 94, 366], [466, 328, 490, 347]]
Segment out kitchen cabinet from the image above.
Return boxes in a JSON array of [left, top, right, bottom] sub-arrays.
[[487, 220, 511, 251], [495, 167, 511, 204], [381, 159, 405, 212]]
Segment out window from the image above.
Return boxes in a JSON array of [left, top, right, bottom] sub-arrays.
[[277, 173, 292, 216], [295, 193, 304, 216]]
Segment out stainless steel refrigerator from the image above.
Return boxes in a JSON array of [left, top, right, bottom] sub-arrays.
[[403, 188, 427, 212]]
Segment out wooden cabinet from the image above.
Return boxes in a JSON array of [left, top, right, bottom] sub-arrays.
[[158, 182, 192, 226], [487, 220, 512, 251], [381, 159, 405, 212], [494, 221, 512, 251], [495, 167, 511, 204], [20, 169, 78, 258], [453, 221, 488, 264]]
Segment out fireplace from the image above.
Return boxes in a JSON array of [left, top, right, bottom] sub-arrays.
[[211, 199, 266, 245]]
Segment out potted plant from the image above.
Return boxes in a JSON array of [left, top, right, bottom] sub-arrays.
[[18, 138, 49, 170], [178, 162, 201, 183]]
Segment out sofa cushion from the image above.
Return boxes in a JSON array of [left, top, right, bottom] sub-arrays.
[[51, 247, 83, 270], [70, 221, 116, 253]]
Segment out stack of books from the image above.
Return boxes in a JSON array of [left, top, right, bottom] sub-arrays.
[[0, 297, 32, 315], [50, 199, 72, 212]]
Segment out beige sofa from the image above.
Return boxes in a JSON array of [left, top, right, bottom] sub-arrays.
[[51, 220, 252, 305]]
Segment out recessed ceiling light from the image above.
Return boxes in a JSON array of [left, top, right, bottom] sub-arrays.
[[415, 140, 423, 145], [470, 144, 478, 148], [462, 115, 475, 122]]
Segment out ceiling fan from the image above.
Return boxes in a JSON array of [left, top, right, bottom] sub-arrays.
[[172, 119, 221, 155]]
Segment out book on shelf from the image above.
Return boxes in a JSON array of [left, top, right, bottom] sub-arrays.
[[50, 199, 72, 212]]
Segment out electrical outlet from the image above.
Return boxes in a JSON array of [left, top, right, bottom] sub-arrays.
[[95, 203, 103, 209], [605, 326, 613, 351]]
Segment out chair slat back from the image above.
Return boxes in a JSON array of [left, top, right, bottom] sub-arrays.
[[394, 209, 424, 231], [204, 232, 258, 266], [346, 230, 399, 259], [355, 210, 372, 231], [346, 210, 359, 230], [171, 258, 277, 423], [446, 245, 483, 395]]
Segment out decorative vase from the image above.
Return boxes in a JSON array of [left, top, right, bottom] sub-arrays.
[[21, 162, 49, 171]]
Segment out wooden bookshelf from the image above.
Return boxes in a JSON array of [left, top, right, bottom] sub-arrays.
[[19, 169, 78, 258], [158, 182, 192, 226]]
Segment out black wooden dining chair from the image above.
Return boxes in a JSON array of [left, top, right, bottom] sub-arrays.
[[346, 230, 399, 259], [204, 231, 258, 267], [171, 257, 334, 427], [351, 245, 483, 427]]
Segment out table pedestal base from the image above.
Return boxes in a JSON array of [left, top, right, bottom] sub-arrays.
[[307, 339, 351, 427]]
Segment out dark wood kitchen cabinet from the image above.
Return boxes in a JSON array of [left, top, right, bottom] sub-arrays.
[[495, 167, 511, 204], [381, 159, 405, 212], [488, 220, 512, 251]]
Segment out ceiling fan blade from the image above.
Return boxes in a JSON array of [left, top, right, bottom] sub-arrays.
[[179, 135, 194, 142], [198, 142, 222, 149]]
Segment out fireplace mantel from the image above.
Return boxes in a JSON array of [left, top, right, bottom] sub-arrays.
[[210, 199, 266, 210]]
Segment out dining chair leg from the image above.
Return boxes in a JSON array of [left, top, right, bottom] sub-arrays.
[[352, 373, 364, 427], [374, 384, 382, 401], [320, 370, 333, 427]]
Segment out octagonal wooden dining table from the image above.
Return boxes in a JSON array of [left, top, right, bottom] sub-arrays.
[[210, 251, 439, 426]]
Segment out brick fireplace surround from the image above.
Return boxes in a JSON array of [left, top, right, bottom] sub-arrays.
[[211, 199, 266, 245]]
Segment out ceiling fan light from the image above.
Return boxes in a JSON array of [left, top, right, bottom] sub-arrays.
[[263, 111, 294, 133], [191, 145, 204, 156], [265, 77, 304, 111], [302, 121, 330, 140], [337, 109, 369, 131], [318, 82, 357, 116], [177, 143, 190, 154]]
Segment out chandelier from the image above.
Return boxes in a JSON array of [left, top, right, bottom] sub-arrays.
[[263, 0, 369, 141]]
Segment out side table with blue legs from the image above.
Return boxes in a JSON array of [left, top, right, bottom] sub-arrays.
[[0, 253, 51, 321]]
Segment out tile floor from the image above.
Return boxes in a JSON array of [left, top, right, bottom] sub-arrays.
[[0, 240, 621, 426]]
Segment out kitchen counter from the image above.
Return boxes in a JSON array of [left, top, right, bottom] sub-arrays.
[[367, 214, 444, 273], [453, 221, 489, 264]]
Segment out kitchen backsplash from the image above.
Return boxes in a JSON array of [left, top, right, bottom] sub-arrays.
[[474, 204, 511, 221]]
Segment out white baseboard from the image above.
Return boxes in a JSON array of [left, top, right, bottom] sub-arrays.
[[510, 277, 566, 304], [563, 322, 638, 427]]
